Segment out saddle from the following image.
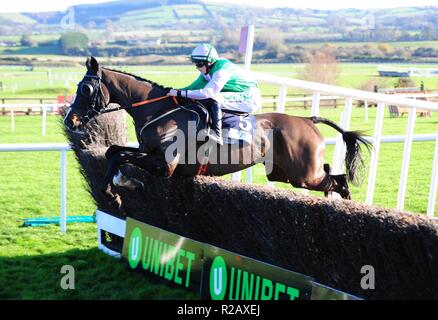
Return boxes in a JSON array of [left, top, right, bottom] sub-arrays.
[[144, 99, 255, 145]]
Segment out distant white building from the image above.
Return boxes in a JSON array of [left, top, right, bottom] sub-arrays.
[[0, 41, 17, 47], [127, 38, 162, 46]]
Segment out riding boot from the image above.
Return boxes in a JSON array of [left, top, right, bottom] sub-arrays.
[[203, 99, 223, 145]]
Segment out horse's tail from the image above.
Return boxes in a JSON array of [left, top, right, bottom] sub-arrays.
[[310, 116, 372, 185]]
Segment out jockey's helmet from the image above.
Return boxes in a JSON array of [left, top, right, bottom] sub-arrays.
[[190, 44, 219, 66]]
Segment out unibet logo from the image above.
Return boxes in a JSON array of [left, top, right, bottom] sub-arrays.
[[128, 227, 143, 269], [210, 256, 227, 300]]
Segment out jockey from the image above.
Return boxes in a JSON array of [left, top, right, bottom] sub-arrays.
[[167, 43, 261, 145]]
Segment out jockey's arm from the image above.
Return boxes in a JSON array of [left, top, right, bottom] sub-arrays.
[[180, 74, 208, 90], [181, 69, 232, 100]]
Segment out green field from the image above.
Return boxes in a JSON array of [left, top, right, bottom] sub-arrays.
[[2, 62, 438, 100], [1, 63, 437, 299]]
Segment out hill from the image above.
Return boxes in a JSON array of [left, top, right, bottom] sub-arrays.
[[0, 1, 438, 65], [6, 1, 435, 43]]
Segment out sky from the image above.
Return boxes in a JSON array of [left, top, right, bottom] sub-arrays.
[[0, 0, 435, 13]]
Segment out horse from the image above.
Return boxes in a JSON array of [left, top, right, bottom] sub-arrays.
[[64, 57, 371, 209]]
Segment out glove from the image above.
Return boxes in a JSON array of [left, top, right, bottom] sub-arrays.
[[167, 89, 178, 97]]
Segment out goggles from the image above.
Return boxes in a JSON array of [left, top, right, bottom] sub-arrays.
[[193, 61, 206, 68]]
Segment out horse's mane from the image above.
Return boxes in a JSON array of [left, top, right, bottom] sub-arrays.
[[102, 67, 170, 92]]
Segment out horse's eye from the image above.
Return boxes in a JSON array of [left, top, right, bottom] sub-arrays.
[[81, 83, 94, 97]]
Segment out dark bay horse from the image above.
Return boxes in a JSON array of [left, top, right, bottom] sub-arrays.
[[64, 57, 371, 208]]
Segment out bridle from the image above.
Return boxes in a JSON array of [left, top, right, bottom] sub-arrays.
[[76, 74, 110, 124], [73, 73, 179, 126]]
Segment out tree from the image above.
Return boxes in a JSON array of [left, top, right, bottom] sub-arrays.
[[304, 49, 341, 85], [257, 28, 286, 59], [377, 43, 394, 55], [326, 13, 347, 34], [20, 35, 36, 47], [58, 32, 89, 55], [217, 28, 240, 51], [421, 24, 436, 40], [395, 77, 416, 88]]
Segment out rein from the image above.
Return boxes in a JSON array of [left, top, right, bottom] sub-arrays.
[[98, 95, 179, 115], [78, 73, 211, 176]]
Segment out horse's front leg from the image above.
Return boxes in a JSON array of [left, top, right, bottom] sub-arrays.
[[101, 154, 123, 210], [101, 147, 180, 210]]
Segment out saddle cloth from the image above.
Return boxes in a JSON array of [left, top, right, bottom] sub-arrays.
[[221, 112, 256, 144], [146, 102, 256, 145], [187, 104, 256, 145]]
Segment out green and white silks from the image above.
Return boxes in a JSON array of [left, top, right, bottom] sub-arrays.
[[180, 59, 261, 113]]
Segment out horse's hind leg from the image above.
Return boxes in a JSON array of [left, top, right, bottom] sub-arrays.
[[322, 163, 351, 199], [288, 163, 351, 200], [323, 163, 331, 197], [331, 174, 351, 200], [295, 172, 351, 200]]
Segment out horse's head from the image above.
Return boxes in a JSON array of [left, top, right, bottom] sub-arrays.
[[64, 56, 110, 134]]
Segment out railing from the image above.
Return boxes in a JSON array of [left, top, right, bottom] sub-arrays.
[[0, 142, 137, 233], [1, 103, 66, 135], [233, 72, 438, 218], [3, 132, 437, 235], [2, 73, 438, 222], [0, 143, 70, 233]]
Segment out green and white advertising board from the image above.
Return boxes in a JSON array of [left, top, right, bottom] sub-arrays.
[[122, 217, 204, 293], [121, 216, 320, 300], [202, 245, 313, 300]]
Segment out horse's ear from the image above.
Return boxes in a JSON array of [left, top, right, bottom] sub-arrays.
[[85, 56, 99, 74]]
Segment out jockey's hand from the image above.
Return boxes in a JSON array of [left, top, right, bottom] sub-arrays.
[[167, 89, 178, 97]]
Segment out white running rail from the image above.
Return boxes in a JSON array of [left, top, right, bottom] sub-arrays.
[[1, 103, 67, 135], [0, 142, 138, 233], [233, 72, 438, 218]]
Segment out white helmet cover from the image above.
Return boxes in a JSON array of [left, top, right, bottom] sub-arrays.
[[190, 44, 219, 63]]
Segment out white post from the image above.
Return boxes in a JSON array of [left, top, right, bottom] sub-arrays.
[[10, 110, 14, 131], [247, 167, 253, 184], [244, 21, 255, 182], [232, 171, 242, 182], [311, 92, 321, 117], [60, 150, 67, 233], [244, 25, 255, 71], [342, 97, 353, 131], [366, 102, 385, 205], [364, 101, 368, 122], [42, 106, 47, 136], [427, 132, 438, 218], [397, 107, 416, 211], [331, 111, 344, 176], [236, 24, 255, 183], [277, 85, 287, 113]]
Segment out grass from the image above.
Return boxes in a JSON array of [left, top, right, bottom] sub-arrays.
[[0, 64, 437, 299], [4, 62, 438, 100], [0, 116, 198, 299], [1, 107, 437, 213]]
